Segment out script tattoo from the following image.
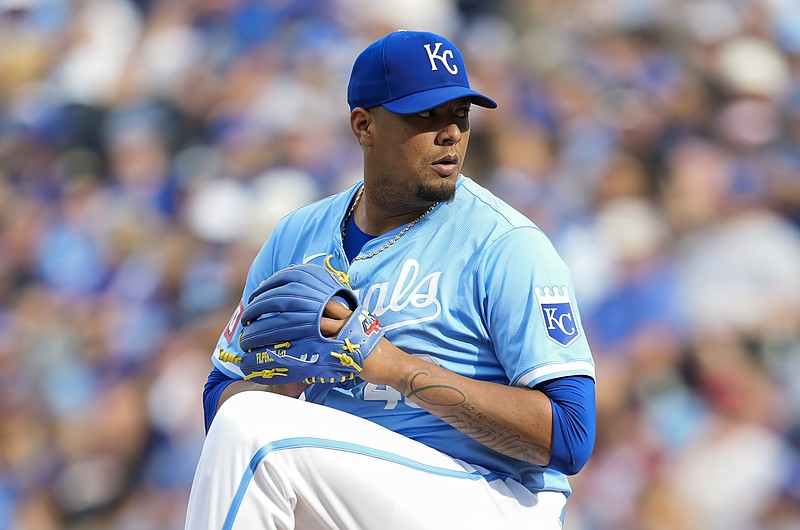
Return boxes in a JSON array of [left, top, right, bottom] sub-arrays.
[[405, 371, 549, 464], [406, 372, 466, 406]]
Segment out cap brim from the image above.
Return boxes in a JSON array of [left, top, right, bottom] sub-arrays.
[[382, 86, 497, 114]]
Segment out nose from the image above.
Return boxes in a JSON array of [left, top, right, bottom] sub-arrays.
[[436, 122, 463, 146]]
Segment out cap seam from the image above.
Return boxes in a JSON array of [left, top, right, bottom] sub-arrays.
[[382, 35, 392, 102]]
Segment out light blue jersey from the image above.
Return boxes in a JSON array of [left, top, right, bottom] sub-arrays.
[[213, 175, 595, 497]]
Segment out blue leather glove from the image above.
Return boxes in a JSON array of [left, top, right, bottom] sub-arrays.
[[235, 263, 384, 386]]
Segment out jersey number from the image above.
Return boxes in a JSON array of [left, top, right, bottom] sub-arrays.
[[362, 354, 438, 409]]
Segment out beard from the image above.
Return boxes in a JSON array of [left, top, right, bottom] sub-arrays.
[[370, 169, 458, 212], [416, 178, 457, 204]]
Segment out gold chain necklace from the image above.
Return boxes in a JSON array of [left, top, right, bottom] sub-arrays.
[[342, 186, 438, 262]]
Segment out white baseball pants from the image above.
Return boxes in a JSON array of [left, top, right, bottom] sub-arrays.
[[185, 391, 565, 530]]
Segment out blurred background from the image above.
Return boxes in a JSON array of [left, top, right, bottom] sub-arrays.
[[0, 0, 799, 528]]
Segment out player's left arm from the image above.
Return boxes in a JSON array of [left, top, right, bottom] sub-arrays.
[[364, 336, 556, 466], [322, 302, 595, 471]]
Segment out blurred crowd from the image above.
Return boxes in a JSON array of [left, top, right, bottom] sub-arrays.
[[0, 0, 799, 529]]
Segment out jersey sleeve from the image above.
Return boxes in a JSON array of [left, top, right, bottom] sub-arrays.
[[477, 227, 595, 387], [211, 225, 283, 379]]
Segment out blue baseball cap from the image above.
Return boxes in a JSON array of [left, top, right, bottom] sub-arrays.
[[347, 30, 497, 114]]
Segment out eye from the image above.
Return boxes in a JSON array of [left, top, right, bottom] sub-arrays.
[[416, 110, 432, 118], [455, 107, 471, 119]]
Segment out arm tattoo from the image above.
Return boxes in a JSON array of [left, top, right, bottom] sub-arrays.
[[404, 370, 549, 463]]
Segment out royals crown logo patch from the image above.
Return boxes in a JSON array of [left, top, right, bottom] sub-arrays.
[[534, 286, 579, 347]]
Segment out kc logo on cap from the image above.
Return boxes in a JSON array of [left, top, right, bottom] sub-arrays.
[[423, 43, 458, 75], [347, 30, 497, 115]]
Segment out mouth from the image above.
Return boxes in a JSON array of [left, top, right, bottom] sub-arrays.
[[431, 155, 460, 177]]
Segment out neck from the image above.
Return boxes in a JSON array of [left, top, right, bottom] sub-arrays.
[[354, 187, 437, 237]]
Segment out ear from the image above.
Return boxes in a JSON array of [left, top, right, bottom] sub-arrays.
[[350, 108, 373, 147]]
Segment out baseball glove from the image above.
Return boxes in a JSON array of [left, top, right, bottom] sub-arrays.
[[234, 263, 384, 385]]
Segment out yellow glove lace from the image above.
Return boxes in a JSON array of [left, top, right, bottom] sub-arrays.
[[243, 368, 289, 380], [324, 254, 352, 288]]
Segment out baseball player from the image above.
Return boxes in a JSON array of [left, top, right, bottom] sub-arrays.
[[186, 30, 596, 530]]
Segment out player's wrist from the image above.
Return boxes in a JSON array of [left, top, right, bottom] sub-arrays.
[[358, 337, 404, 387]]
